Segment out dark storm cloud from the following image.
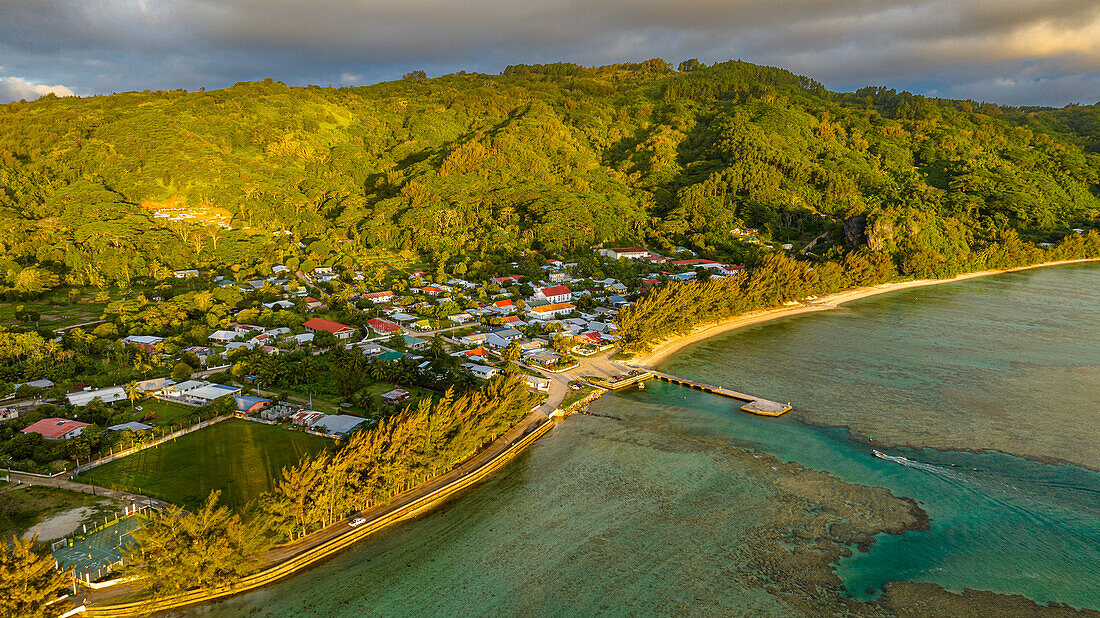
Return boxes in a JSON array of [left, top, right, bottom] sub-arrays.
[[1, 0, 1098, 105]]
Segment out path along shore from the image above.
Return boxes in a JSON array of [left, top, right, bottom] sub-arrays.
[[76, 408, 555, 615], [634, 258, 1100, 368]]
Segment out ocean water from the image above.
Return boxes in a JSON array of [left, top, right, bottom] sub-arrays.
[[180, 264, 1100, 615], [662, 262, 1100, 471]]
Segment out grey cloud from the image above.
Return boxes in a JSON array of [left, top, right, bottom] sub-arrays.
[[0, 0, 1098, 106]]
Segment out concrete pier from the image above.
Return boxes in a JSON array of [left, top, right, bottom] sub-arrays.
[[589, 370, 792, 417]]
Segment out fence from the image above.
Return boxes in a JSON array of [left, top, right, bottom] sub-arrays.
[[73, 415, 231, 474], [4, 415, 231, 480], [53, 504, 159, 585], [3, 466, 70, 480], [81, 418, 556, 617]]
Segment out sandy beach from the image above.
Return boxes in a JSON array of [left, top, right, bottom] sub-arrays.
[[632, 258, 1100, 367]]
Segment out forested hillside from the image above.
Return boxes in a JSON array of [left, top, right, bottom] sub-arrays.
[[1, 59, 1098, 293]]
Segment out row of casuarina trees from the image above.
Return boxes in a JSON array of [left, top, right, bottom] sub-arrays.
[[0, 374, 539, 617], [123, 375, 538, 597], [615, 231, 1100, 352]]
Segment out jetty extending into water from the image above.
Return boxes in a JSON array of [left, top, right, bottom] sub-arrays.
[[587, 370, 792, 417]]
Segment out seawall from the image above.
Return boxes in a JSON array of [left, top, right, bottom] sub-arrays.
[[78, 417, 556, 617]]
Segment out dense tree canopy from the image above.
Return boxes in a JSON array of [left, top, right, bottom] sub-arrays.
[[0, 534, 73, 618], [0, 61, 1097, 297]]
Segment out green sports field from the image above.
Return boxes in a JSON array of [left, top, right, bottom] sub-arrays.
[[78, 419, 333, 511]]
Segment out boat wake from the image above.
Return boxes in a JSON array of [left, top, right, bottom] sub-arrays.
[[873, 449, 968, 481]]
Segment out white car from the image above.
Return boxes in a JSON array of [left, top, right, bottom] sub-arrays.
[[349, 517, 367, 527]]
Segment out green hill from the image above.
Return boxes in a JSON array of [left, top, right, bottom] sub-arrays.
[[1, 59, 1098, 292]]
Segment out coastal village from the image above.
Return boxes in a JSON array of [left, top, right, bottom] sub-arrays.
[[1, 243, 783, 600], [4, 223, 1097, 614], [3, 243, 752, 439]]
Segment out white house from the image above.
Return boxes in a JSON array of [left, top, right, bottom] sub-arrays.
[[67, 386, 127, 407], [234, 324, 264, 336], [535, 285, 572, 303], [122, 335, 163, 351], [311, 414, 367, 436], [462, 363, 499, 380], [160, 380, 241, 406], [528, 302, 575, 320], [525, 375, 551, 392], [359, 342, 384, 356], [209, 330, 238, 343]]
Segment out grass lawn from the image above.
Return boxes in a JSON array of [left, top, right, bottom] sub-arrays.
[[560, 385, 599, 410], [0, 295, 106, 330], [0, 486, 118, 541], [278, 382, 437, 418], [361, 382, 437, 414], [78, 418, 333, 512], [109, 398, 197, 428]]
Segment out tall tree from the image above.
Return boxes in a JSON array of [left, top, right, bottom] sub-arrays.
[[0, 534, 73, 618], [125, 492, 265, 595]]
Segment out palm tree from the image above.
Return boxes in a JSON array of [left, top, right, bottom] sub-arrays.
[[193, 290, 215, 312], [125, 380, 141, 409]]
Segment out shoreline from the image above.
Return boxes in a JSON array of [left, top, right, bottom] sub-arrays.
[[633, 258, 1100, 368], [77, 413, 555, 616]]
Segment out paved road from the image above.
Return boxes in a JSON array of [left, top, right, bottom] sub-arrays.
[[75, 353, 627, 607], [6, 471, 176, 512], [83, 407, 552, 607]]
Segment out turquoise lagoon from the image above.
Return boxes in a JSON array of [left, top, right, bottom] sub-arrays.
[[181, 263, 1100, 615]]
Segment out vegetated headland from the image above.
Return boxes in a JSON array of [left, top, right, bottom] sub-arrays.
[[2, 57, 1100, 616], [634, 257, 1100, 367]]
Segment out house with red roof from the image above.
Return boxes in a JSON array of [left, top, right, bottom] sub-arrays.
[[418, 286, 443, 296], [363, 290, 395, 303], [302, 318, 358, 340], [366, 318, 403, 335], [670, 258, 723, 268], [304, 296, 323, 310], [493, 299, 515, 314], [599, 247, 652, 260], [291, 410, 325, 426], [536, 285, 572, 303], [22, 418, 89, 440], [458, 347, 491, 359], [528, 302, 576, 320]]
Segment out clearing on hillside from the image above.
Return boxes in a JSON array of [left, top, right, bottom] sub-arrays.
[[78, 418, 332, 511]]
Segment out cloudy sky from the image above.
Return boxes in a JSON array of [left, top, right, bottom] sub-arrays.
[[2, 0, 1098, 106]]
